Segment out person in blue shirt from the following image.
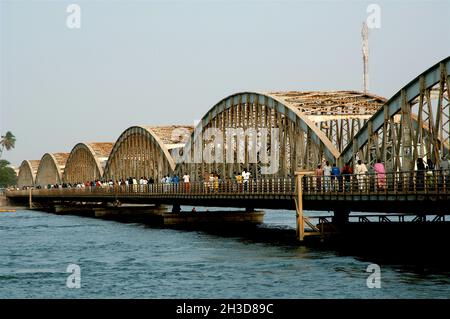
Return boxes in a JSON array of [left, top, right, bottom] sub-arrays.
[[331, 163, 341, 191]]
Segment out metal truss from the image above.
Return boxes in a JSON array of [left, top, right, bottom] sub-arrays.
[[63, 142, 113, 184], [103, 125, 192, 181], [17, 160, 40, 188], [340, 56, 450, 170], [35, 153, 69, 186]]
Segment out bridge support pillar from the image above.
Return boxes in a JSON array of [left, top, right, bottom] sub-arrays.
[[172, 204, 181, 213], [295, 170, 315, 241], [29, 188, 33, 209], [332, 209, 350, 226]]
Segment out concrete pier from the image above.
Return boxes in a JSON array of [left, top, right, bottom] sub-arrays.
[[0, 195, 10, 207], [46, 203, 265, 227], [162, 211, 264, 226], [92, 206, 265, 227], [94, 205, 168, 223], [0, 195, 26, 211], [54, 205, 96, 216]]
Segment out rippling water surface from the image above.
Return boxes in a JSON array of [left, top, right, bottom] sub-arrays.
[[0, 209, 449, 298]]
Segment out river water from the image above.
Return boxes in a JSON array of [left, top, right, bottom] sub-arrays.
[[0, 209, 449, 298]]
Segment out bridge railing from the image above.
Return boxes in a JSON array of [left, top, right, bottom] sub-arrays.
[[5, 169, 450, 197], [301, 169, 450, 195], [6, 178, 297, 197], [110, 178, 296, 196]]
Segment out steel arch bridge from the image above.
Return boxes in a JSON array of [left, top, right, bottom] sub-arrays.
[[340, 56, 450, 170], [14, 56, 450, 186], [17, 160, 40, 188], [63, 142, 114, 184], [268, 91, 387, 153], [102, 125, 193, 181], [174, 91, 386, 180], [7, 56, 450, 243], [35, 153, 70, 187]]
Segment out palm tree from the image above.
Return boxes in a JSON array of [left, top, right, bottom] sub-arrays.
[[0, 131, 16, 159]]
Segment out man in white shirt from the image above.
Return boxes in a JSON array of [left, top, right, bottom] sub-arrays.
[[323, 161, 332, 192], [183, 174, 190, 192], [242, 169, 250, 191], [354, 159, 368, 190]]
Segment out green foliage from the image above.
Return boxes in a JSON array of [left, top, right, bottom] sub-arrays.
[[0, 131, 16, 159], [0, 160, 17, 187]]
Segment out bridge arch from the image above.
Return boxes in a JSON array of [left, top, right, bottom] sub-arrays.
[[103, 125, 193, 181], [35, 153, 69, 187], [340, 56, 450, 171], [17, 160, 40, 188], [63, 142, 114, 184], [268, 91, 387, 153], [174, 91, 385, 180]]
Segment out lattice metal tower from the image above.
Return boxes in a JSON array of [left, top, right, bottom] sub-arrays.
[[362, 22, 369, 93]]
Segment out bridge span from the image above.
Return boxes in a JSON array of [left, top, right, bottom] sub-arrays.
[[6, 170, 450, 241], [7, 172, 450, 212], [7, 56, 450, 241]]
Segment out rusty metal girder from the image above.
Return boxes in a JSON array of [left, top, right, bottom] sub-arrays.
[[63, 142, 114, 183], [35, 152, 69, 186], [17, 160, 40, 188], [174, 91, 385, 180], [340, 56, 450, 169], [102, 125, 193, 181]]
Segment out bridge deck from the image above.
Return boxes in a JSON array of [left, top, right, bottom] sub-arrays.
[[6, 171, 450, 213]]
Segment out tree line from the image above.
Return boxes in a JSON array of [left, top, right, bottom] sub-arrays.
[[0, 131, 17, 188]]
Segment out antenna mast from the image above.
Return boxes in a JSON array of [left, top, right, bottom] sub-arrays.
[[362, 22, 369, 93]]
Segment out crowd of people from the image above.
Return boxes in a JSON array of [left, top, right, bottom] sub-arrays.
[[18, 156, 450, 193], [35, 177, 157, 190], [31, 169, 254, 193], [313, 155, 450, 192], [314, 160, 387, 192]]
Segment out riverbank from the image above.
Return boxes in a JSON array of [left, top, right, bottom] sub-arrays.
[[0, 195, 26, 211]]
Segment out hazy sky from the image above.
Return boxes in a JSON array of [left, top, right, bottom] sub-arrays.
[[1, 0, 449, 166]]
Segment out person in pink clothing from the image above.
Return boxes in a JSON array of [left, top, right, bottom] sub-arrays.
[[373, 159, 386, 190]]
